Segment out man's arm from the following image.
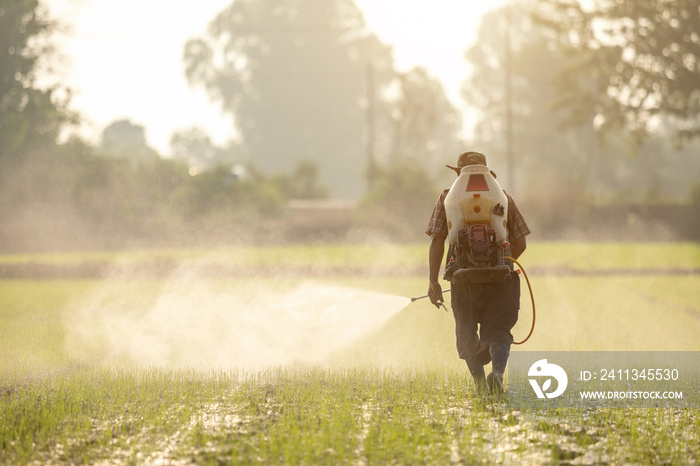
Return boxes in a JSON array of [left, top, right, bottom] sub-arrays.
[[510, 235, 527, 260], [427, 233, 446, 308], [425, 190, 449, 308], [429, 233, 446, 284], [504, 192, 530, 260]]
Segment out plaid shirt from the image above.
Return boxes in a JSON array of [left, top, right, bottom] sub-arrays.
[[425, 189, 531, 241]]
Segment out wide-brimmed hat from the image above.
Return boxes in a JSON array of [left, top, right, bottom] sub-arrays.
[[446, 151, 497, 178]]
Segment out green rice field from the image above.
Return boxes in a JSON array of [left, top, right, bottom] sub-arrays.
[[1, 242, 699, 464]]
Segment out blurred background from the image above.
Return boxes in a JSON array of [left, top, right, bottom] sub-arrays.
[[1, 0, 699, 252]]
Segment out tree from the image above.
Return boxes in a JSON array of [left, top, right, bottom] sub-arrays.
[[170, 126, 244, 172], [170, 126, 217, 170], [386, 67, 463, 171], [536, 0, 700, 143], [0, 0, 70, 160], [274, 159, 329, 199], [183, 0, 392, 199], [357, 161, 438, 239], [463, 3, 598, 205], [99, 119, 159, 167], [463, 0, 700, 230]]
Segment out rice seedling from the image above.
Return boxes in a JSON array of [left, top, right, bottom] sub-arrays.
[[1, 242, 698, 464]]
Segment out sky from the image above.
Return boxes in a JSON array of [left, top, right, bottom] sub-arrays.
[[45, 0, 504, 155]]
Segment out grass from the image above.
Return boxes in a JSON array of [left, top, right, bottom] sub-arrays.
[[522, 275, 700, 351], [2, 368, 699, 464], [0, 244, 427, 270], [523, 241, 700, 271], [1, 242, 700, 464]]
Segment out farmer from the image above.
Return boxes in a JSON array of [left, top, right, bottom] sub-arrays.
[[425, 151, 530, 393]]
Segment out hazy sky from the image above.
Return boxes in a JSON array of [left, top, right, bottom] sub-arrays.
[[46, 0, 504, 155]]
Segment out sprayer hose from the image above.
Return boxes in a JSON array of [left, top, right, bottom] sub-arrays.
[[505, 256, 535, 345]]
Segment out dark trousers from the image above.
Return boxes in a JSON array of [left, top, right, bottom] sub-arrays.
[[450, 273, 520, 365]]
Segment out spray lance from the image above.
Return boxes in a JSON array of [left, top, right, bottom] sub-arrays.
[[410, 288, 451, 312], [410, 288, 451, 303]]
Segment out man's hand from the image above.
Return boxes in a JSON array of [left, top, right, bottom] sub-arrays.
[[428, 282, 443, 308]]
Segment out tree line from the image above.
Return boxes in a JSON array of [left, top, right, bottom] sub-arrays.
[[1, 0, 699, 251], [465, 1, 700, 236]]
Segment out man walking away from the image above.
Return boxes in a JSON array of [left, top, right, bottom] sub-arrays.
[[425, 151, 531, 394]]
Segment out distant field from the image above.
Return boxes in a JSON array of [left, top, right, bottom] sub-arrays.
[[1, 242, 699, 464], [1, 241, 699, 271]]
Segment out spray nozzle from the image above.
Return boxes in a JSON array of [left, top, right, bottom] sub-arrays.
[[410, 288, 451, 302]]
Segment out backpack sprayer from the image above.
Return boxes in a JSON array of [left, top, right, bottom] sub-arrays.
[[411, 165, 536, 345]]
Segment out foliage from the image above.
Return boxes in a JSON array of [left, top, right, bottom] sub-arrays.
[[184, 0, 393, 198], [463, 1, 700, 218], [0, 136, 290, 251], [273, 158, 329, 199], [462, 2, 604, 235], [170, 126, 244, 171], [0, 0, 72, 160], [385, 67, 463, 171], [535, 0, 700, 143], [357, 162, 438, 238], [464, 4, 596, 196], [170, 126, 215, 168], [99, 119, 159, 166], [693, 183, 700, 206], [185, 163, 286, 221]]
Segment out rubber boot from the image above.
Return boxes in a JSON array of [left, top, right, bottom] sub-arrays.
[[486, 342, 510, 394], [466, 358, 486, 393]]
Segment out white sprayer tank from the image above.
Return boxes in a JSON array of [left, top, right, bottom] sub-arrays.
[[444, 165, 509, 245]]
